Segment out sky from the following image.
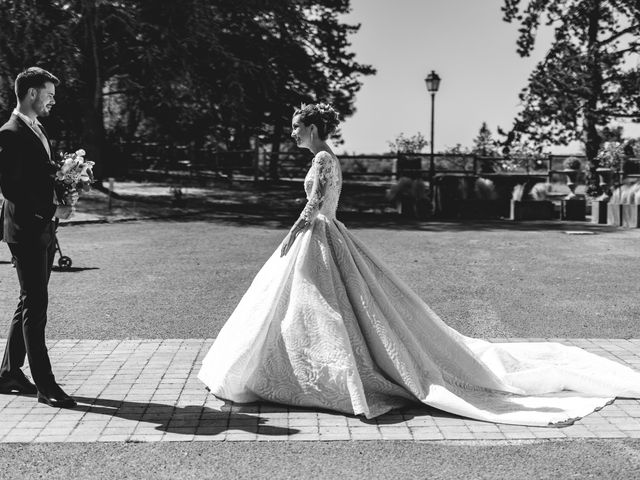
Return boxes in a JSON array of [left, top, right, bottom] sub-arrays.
[[336, 0, 638, 155]]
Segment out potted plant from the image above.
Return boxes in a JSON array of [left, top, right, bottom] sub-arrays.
[[386, 132, 431, 218], [510, 182, 554, 221], [386, 177, 430, 218], [560, 157, 586, 221], [458, 177, 502, 219], [594, 142, 625, 224]]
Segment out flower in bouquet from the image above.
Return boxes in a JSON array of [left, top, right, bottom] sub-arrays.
[[56, 149, 95, 198]]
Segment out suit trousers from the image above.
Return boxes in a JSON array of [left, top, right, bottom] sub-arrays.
[[0, 223, 56, 389]]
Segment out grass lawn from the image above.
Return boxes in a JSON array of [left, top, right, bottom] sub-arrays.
[[0, 214, 636, 339]]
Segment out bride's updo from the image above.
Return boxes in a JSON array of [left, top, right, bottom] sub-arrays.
[[294, 103, 340, 140]]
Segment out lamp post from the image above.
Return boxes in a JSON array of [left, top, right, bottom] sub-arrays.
[[424, 70, 441, 187]]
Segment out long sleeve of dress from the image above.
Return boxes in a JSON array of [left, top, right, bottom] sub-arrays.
[[297, 151, 333, 225]]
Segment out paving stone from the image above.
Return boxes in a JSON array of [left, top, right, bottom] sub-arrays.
[[350, 429, 382, 439], [283, 433, 320, 441], [33, 435, 70, 443], [1, 338, 640, 443], [319, 433, 351, 440]]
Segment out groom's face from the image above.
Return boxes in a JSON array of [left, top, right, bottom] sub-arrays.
[[32, 82, 56, 117]]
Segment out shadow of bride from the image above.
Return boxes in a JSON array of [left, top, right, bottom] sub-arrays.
[[357, 409, 417, 425], [73, 396, 299, 437]]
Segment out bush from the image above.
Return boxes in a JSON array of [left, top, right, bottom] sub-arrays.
[[563, 157, 582, 170]]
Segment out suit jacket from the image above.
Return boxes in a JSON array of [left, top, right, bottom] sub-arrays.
[[0, 114, 58, 245]]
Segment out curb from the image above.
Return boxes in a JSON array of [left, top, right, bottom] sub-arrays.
[[58, 209, 219, 227]]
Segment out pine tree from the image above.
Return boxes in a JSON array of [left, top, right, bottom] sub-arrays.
[[472, 122, 497, 156], [503, 0, 640, 194], [0, 0, 373, 178]]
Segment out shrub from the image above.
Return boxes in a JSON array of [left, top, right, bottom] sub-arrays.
[[563, 157, 582, 170], [475, 178, 497, 200]]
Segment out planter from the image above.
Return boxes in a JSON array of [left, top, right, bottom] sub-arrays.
[[596, 167, 615, 188], [560, 199, 586, 221], [622, 204, 640, 228], [458, 199, 504, 219], [509, 200, 554, 221], [396, 155, 423, 180], [395, 197, 431, 219], [395, 197, 417, 218], [591, 200, 608, 224], [607, 203, 622, 226]]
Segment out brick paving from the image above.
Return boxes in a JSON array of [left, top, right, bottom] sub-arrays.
[[0, 338, 639, 443]]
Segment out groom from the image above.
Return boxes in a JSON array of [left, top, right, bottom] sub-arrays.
[[0, 67, 76, 408]]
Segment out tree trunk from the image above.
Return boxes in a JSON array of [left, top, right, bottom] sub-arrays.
[[79, 0, 105, 179], [269, 117, 283, 181], [584, 0, 604, 196]]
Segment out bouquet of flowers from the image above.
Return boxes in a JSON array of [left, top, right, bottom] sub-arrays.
[[55, 149, 95, 204]]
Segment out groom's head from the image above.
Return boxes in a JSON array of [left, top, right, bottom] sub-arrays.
[[15, 67, 59, 118]]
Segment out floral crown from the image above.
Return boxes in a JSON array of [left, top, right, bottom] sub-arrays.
[[298, 102, 336, 117], [314, 103, 335, 115]]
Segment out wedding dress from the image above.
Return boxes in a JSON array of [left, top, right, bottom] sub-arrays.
[[198, 151, 640, 426]]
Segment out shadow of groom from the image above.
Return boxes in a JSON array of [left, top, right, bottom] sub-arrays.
[[73, 396, 299, 437], [51, 266, 100, 273]]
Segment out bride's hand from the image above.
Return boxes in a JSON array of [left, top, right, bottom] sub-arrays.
[[280, 230, 298, 257], [280, 222, 309, 257]]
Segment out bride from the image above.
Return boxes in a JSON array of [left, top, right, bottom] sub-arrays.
[[198, 103, 640, 426]]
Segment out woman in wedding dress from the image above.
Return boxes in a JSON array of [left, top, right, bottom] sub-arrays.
[[199, 103, 640, 426]]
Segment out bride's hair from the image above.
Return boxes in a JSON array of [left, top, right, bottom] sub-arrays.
[[294, 103, 340, 140]]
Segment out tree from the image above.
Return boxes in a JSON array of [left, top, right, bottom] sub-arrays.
[[472, 122, 499, 156], [130, 0, 374, 179], [0, 0, 373, 179], [223, 1, 375, 179], [0, 0, 142, 177], [502, 0, 640, 194], [471, 122, 500, 173], [387, 132, 428, 154]]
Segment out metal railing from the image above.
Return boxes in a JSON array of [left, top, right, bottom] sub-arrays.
[[113, 142, 639, 187]]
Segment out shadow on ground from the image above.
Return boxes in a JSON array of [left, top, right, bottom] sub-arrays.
[[68, 179, 625, 233], [73, 396, 299, 437], [71, 396, 473, 435], [52, 267, 100, 273], [112, 207, 622, 234]]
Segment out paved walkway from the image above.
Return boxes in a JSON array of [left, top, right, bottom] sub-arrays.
[[0, 338, 639, 443]]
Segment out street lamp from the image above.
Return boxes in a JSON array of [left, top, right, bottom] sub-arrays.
[[425, 70, 441, 187]]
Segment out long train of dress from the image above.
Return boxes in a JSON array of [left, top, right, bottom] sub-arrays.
[[199, 152, 640, 426]]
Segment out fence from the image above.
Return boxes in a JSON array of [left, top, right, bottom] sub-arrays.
[[116, 142, 615, 185]]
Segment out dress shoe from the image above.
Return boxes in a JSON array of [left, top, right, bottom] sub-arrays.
[[37, 385, 76, 408], [0, 374, 37, 394]]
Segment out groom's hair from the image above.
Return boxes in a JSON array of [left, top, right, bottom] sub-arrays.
[[15, 67, 60, 100]]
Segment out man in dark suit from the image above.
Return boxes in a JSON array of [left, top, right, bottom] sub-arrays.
[[0, 67, 76, 408]]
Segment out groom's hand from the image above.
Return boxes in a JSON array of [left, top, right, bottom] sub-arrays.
[[55, 205, 73, 220], [63, 191, 80, 206]]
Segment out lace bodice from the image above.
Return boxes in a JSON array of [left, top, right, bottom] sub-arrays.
[[299, 151, 342, 222]]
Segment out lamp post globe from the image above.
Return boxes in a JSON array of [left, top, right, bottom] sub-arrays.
[[425, 70, 441, 94]]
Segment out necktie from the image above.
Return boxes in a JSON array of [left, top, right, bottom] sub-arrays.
[[32, 123, 51, 160]]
